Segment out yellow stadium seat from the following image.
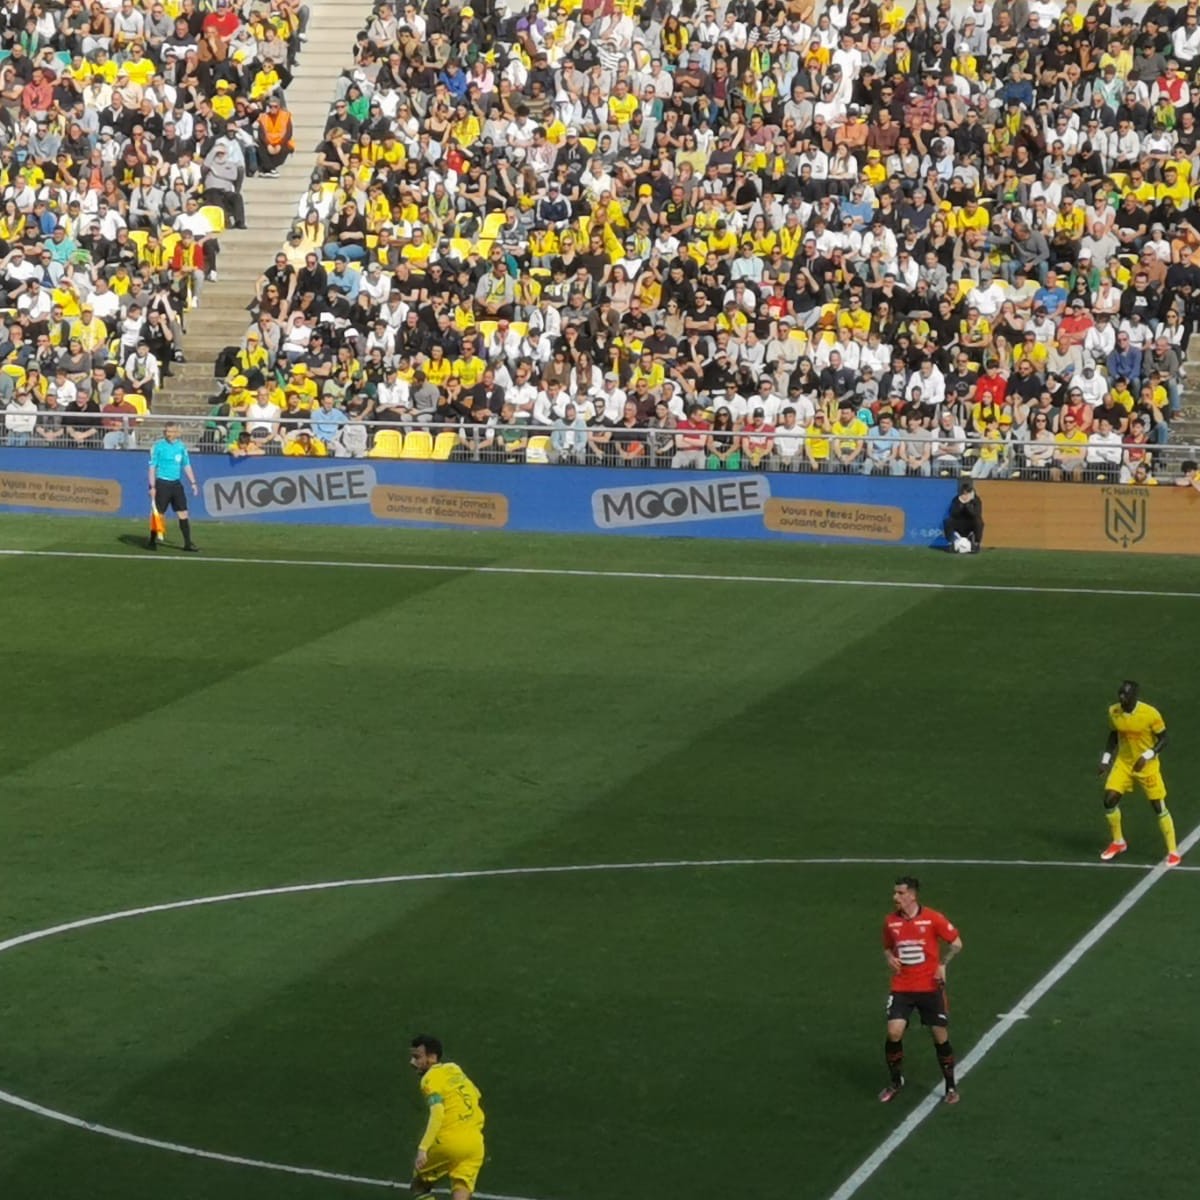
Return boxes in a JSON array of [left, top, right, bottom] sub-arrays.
[[508, 321, 528, 338], [480, 211, 506, 240], [161, 232, 180, 258], [476, 319, 498, 341], [449, 237, 474, 260], [530, 267, 551, 280], [125, 392, 149, 416], [368, 429, 403, 458], [432, 431, 457, 461], [579, 136, 596, 154], [400, 429, 432, 459], [127, 229, 149, 254], [526, 435, 551, 464], [2, 363, 25, 385], [1107, 172, 1128, 193], [320, 181, 337, 197], [473, 238, 494, 258], [321, 260, 336, 273], [957, 278, 975, 303], [365, 234, 379, 249], [199, 205, 226, 233]]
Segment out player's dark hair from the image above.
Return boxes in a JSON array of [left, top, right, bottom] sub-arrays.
[[411, 1035, 443, 1059], [895, 875, 920, 893]]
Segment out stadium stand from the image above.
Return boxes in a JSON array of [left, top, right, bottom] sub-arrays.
[[0, 0, 372, 437], [5, 0, 1200, 479]]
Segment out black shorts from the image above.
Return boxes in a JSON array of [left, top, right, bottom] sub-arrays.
[[887, 988, 948, 1027], [155, 479, 188, 514]]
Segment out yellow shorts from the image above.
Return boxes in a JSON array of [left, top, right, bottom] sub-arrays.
[[417, 1132, 485, 1195], [1105, 757, 1167, 802]]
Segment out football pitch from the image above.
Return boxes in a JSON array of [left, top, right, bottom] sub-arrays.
[[0, 515, 1197, 1200]]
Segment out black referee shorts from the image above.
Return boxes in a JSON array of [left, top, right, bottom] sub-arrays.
[[155, 479, 188, 514]]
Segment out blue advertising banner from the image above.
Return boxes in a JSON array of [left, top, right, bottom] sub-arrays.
[[0, 449, 959, 546]]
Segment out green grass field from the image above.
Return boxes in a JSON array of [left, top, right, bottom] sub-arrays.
[[1, 516, 1198, 1200]]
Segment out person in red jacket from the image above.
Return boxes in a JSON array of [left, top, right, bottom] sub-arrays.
[[974, 357, 1008, 410], [202, 0, 240, 41], [170, 230, 207, 309]]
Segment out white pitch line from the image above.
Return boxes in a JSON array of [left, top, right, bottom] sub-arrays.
[[1, 546, 1200, 602], [0, 1087, 534, 1199], [0, 854, 1185, 958], [0, 854, 1195, 1196], [827, 822, 1200, 1200]]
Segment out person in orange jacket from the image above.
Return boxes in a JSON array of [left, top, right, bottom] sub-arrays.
[[257, 96, 296, 178]]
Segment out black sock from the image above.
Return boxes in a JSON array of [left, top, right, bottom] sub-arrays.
[[179, 518, 192, 546], [936, 1040, 956, 1090], [885, 1038, 904, 1085]]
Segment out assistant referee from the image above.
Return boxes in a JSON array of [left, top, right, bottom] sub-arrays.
[[148, 422, 200, 551]]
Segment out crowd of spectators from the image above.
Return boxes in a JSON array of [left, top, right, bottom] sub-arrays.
[[8, 0, 1200, 481], [0, 0, 305, 449]]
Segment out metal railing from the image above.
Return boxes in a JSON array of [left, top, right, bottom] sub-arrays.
[[5, 413, 1197, 482]]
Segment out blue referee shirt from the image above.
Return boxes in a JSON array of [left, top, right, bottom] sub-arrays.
[[149, 439, 190, 481]]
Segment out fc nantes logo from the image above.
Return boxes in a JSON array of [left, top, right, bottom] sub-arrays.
[[1104, 491, 1148, 548]]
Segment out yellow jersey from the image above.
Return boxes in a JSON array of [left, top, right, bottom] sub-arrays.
[[453, 355, 486, 389], [607, 94, 637, 126], [420, 1062, 485, 1139], [1108, 701, 1165, 764]]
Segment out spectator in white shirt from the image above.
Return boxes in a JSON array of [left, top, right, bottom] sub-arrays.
[[1086, 417, 1124, 476]]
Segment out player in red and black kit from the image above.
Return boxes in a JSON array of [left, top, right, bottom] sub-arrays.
[[880, 876, 964, 1105]]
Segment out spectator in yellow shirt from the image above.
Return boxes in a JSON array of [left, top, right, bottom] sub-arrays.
[[607, 80, 637, 126], [71, 307, 108, 355], [1156, 165, 1189, 208], [424, 344, 452, 388], [804, 411, 833, 470], [453, 348, 487, 389], [953, 196, 990, 235], [830, 400, 868, 472], [285, 364, 319, 408], [402, 228, 435, 269], [283, 430, 327, 456], [630, 351, 665, 391], [1012, 331, 1048, 370]]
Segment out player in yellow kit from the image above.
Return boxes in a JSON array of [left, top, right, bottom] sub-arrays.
[[409, 1035, 486, 1200], [1098, 680, 1180, 866]]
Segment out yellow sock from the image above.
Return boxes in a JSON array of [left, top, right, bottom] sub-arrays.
[[1106, 807, 1124, 843], [1158, 808, 1177, 855]]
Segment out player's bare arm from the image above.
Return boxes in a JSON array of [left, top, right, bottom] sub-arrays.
[[1098, 729, 1118, 776], [936, 935, 963, 984], [885, 949, 901, 973], [1132, 728, 1167, 773]]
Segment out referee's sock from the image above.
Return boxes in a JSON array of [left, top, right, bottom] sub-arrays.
[[885, 1039, 903, 1085], [179, 518, 193, 547], [936, 1040, 956, 1091]]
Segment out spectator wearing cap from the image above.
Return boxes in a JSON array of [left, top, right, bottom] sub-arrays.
[[257, 95, 295, 179]]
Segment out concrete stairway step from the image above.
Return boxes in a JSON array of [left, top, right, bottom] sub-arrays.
[[157, 0, 377, 414]]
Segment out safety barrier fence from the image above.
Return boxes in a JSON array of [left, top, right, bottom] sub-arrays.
[[0, 444, 1195, 554], [6, 414, 1197, 483]]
